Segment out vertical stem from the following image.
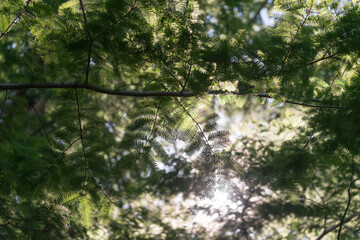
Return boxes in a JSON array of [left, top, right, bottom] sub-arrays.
[[75, 89, 88, 195], [79, 0, 93, 84], [0, 90, 8, 120], [84, 44, 93, 84], [337, 161, 359, 239], [31, 105, 52, 148]]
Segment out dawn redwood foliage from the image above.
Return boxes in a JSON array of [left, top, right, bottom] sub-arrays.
[[0, 0, 360, 239]]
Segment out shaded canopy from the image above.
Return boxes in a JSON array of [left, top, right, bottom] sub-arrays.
[[0, 0, 360, 239]]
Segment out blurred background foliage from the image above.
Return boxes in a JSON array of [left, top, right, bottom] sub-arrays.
[[1, 0, 360, 239]]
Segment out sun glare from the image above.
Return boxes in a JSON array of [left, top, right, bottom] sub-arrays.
[[212, 189, 229, 208], [198, 188, 231, 210], [193, 188, 232, 227]]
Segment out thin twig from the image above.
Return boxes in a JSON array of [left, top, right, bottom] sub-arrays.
[[240, 190, 254, 240], [280, 99, 344, 109], [0, 221, 47, 233], [86, 169, 115, 205], [0, 0, 33, 40], [238, 85, 255, 92], [247, 0, 268, 27], [175, 97, 213, 152], [31, 119, 55, 136], [161, 66, 184, 89], [319, 32, 349, 63], [148, 100, 162, 141], [79, 0, 93, 84], [303, 109, 321, 148], [37, 138, 82, 190], [304, 196, 359, 238], [75, 89, 88, 195], [304, 197, 339, 217], [47, 137, 81, 172], [181, 64, 192, 93], [330, 73, 339, 88], [315, 213, 359, 240], [250, 93, 346, 109], [323, 215, 328, 234], [0, 82, 347, 109], [306, 53, 339, 66], [338, 161, 357, 240], [161, 83, 215, 156], [282, 9, 312, 66], [63, 137, 81, 153], [143, 79, 156, 91], [5, 34, 36, 44], [31, 105, 52, 148], [93, 4, 137, 41], [330, 67, 347, 88], [0, 90, 8, 120], [79, 0, 92, 41], [337, 169, 360, 239], [84, 44, 92, 84]]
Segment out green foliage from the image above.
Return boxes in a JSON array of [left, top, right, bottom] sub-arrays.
[[1, 0, 360, 239]]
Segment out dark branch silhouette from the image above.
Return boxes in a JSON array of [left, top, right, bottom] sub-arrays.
[[75, 89, 88, 195], [247, 0, 268, 27], [79, 0, 92, 41], [306, 53, 340, 66], [337, 175, 360, 240], [315, 213, 359, 240], [0, 0, 33, 40], [0, 82, 346, 109]]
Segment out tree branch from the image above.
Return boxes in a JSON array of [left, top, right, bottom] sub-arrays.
[[0, 82, 347, 109], [303, 196, 359, 238], [337, 175, 360, 239], [79, 0, 92, 41], [306, 53, 340, 66], [0, 0, 33, 40], [315, 213, 359, 240]]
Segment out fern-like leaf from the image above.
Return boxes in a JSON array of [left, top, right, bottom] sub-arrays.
[[79, 195, 93, 228]]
